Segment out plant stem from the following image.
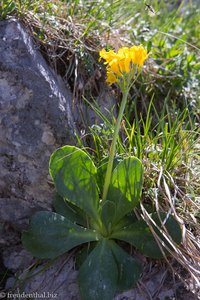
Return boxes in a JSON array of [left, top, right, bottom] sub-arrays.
[[102, 87, 129, 203]]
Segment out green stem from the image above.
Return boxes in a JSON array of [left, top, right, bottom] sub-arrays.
[[102, 87, 129, 203]]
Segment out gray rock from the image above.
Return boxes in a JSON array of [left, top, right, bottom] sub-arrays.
[[0, 19, 76, 229], [0, 19, 78, 289], [5, 254, 80, 300], [0, 198, 47, 230], [3, 245, 33, 272]]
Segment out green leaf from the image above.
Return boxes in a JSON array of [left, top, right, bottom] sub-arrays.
[[97, 156, 122, 194], [108, 157, 143, 223], [75, 243, 96, 269], [22, 211, 101, 259], [49, 146, 99, 221], [53, 193, 87, 227], [109, 241, 142, 292], [100, 200, 116, 230], [112, 213, 137, 232], [111, 212, 182, 259], [79, 239, 118, 300], [0, 0, 15, 19]]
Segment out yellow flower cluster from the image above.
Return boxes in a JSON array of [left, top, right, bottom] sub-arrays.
[[99, 45, 148, 85]]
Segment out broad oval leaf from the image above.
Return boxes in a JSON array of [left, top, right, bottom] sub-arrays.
[[108, 157, 143, 223], [49, 146, 99, 221], [75, 243, 96, 269], [97, 156, 122, 195], [53, 193, 87, 227], [100, 200, 116, 230], [79, 239, 118, 300], [22, 211, 101, 259], [111, 212, 182, 259], [112, 213, 138, 232], [109, 240, 142, 292]]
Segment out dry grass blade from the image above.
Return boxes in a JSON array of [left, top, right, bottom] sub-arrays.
[[140, 166, 200, 294]]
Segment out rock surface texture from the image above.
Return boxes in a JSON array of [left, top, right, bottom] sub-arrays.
[[0, 19, 75, 229], [0, 18, 76, 294]]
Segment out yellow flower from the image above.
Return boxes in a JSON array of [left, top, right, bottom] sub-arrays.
[[99, 45, 148, 85], [106, 71, 117, 85]]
